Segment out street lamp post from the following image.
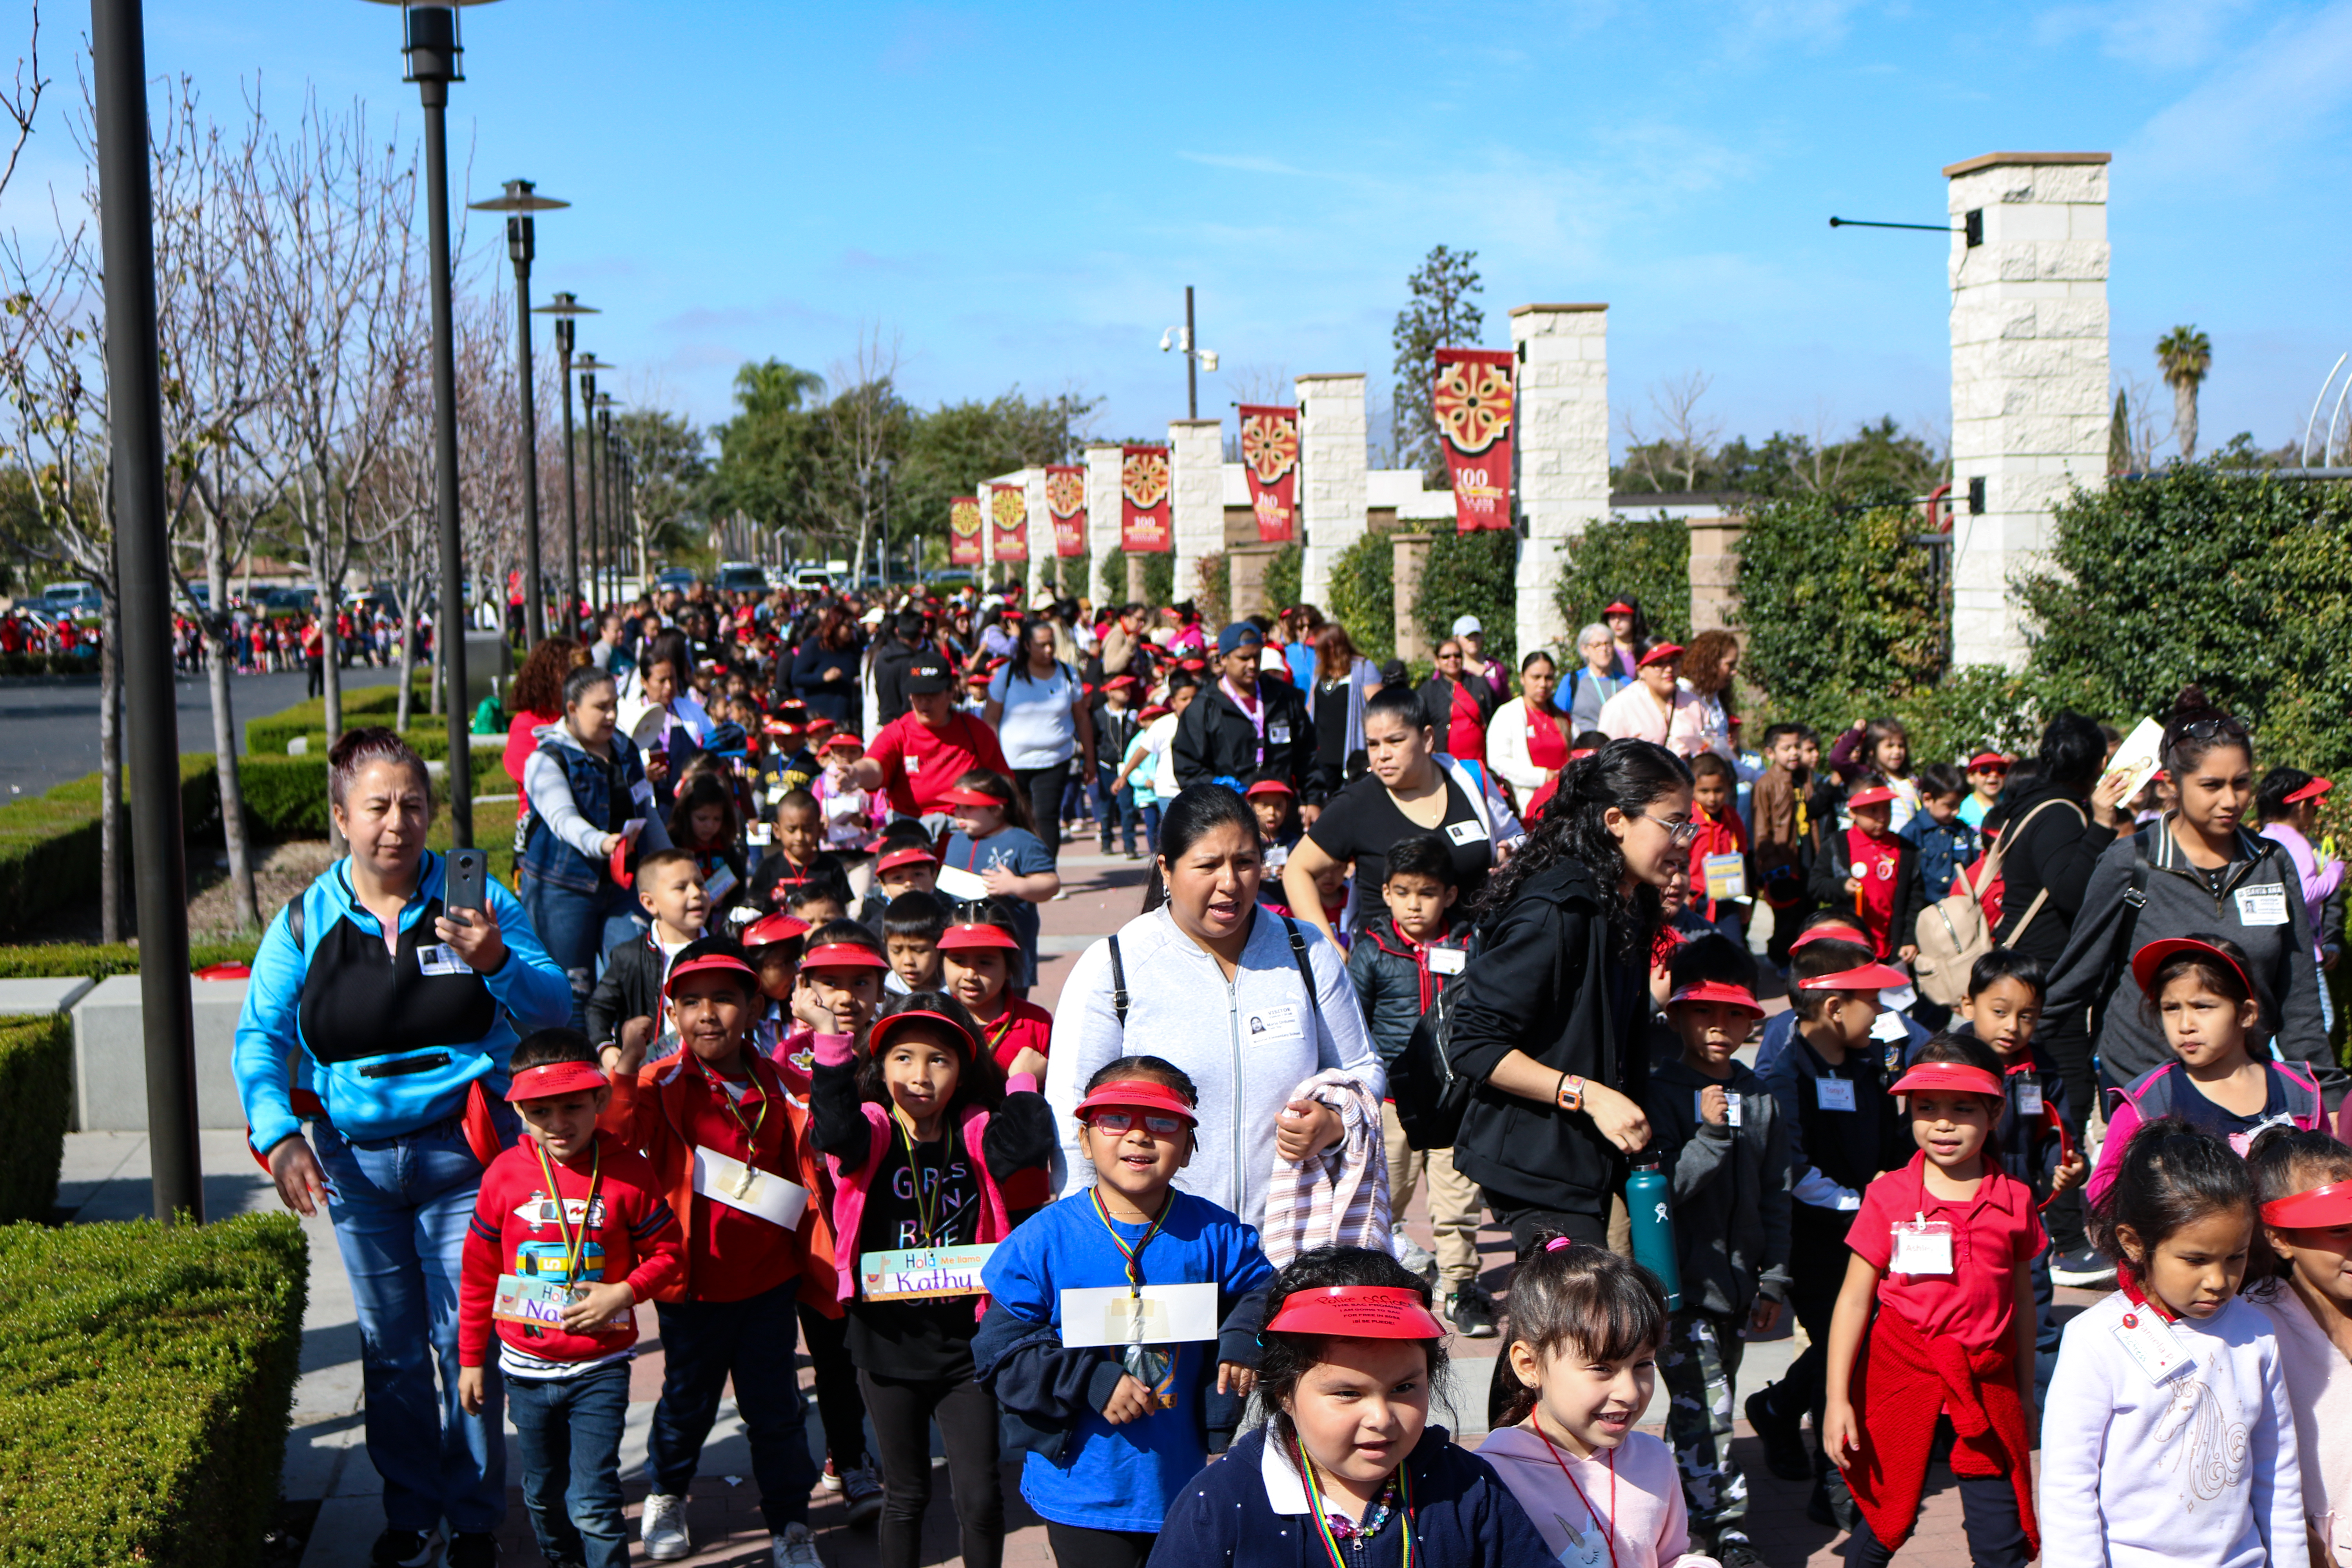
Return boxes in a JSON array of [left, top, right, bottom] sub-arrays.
[[533, 292, 597, 631], [595, 395, 620, 604], [361, 0, 498, 850], [1159, 285, 1219, 419], [468, 178, 568, 645], [573, 354, 611, 613]]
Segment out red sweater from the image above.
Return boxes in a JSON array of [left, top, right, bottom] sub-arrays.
[[459, 1133, 683, 1369]]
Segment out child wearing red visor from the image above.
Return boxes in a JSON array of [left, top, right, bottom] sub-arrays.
[[2245, 1129, 2352, 1567], [1810, 781, 1926, 964], [975, 1058, 1274, 1568]]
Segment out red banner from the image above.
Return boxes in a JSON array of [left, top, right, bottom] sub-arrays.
[[1045, 465, 1087, 557], [948, 495, 983, 566], [1238, 405, 1299, 543], [1120, 445, 1171, 554], [988, 483, 1029, 562], [1433, 348, 1515, 533]]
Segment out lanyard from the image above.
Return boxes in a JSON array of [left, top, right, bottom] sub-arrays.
[[978, 1008, 1016, 1062], [697, 1055, 769, 1151], [897, 1115, 949, 1246], [2118, 1270, 2180, 1323], [1090, 1187, 1170, 1296], [1532, 1421, 1618, 1568], [532, 1139, 602, 1286], [1298, 1439, 1414, 1568]]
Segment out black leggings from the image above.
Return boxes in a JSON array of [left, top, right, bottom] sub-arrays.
[[1843, 1473, 2029, 1568], [1012, 761, 1071, 865], [798, 1300, 867, 1473], [1479, 1189, 1610, 1426], [1045, 1521, 1156, 1568], [858, 1369, 1003, 1568], [2038, 1010, 2096, 1251]]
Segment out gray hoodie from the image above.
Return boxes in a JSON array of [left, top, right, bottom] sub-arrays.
[[1646, 1056, 1793, 1317]]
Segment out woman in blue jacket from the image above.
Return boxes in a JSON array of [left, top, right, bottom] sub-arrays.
[[234, 728, 571, 1568]]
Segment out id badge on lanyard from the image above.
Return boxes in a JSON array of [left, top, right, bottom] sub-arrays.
[[1890, 1214, 1955, 1275]]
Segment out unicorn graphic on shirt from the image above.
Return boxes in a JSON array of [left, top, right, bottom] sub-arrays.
[[2152, 1369, 2250, 1509]]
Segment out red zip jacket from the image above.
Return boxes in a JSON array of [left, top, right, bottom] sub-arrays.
[[459, 1132, 683, 1369]]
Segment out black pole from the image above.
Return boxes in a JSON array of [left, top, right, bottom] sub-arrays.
[[555, 313, 578, 632], [599, 407, 615, 606], [93, 0, 201, 1224], [1185, 285, 1197, 420], [580, 372, 599, 615], [508, 203, 543, 644]]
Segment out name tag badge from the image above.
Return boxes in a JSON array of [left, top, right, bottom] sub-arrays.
[[2234, 884, 2289, 926], [690, 1146, 809, 1230], [492, 1273, 630, 1331], [2016, 1082, 2044, 1117], [417, 943, 473, 977], [2113, 1305, 2192, 1385], [1246, 1004, 1302, 1039], [746, 823, 773, 848], [934, 863, 991, 902], [1890, 1218, 1955, 1276], [1869, 1006, 1911, 1044], [1268, 723, 1292, 746], [1694, 1089, 1744, 1127], [1445, 818, 1490, 847], [1427, 945, 1467, 976], [1059, 1281, 1222, 1347], [860, 1245, 995, 1301], [1702, 851, 1747, 901], [630, 779, 655, 808], [1816, 1077, 1858, 1112]]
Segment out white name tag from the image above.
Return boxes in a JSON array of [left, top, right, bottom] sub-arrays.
[[2016, 1082, 2043, 1117], [1870, 1006, 1911, 1043], [746, 823, 773, 847], [1059, 1282, 1222, 1347], [690, 1146, 809, 1230], [492, 1273, 629, 1331], [2235, 884, 2289, 926], [1890, 1218, 1955, 1275], [1268, 724, 1292, 746], [631, 779, 655, 808], [1695, 1089, 1744, 1127], [1428, 945, 1466, 976], [417, 943, 474, 977], [1702, 852, 1747, 901], [1816, 1077, 1857, 1112], [2112, 1304, 2192, 1385], [1445, 818, 1489, 846], [934, 863, 990, 902], [1247, 1004, 1301, 1039], [703, 863, 739, 905], [860, 1244, 995, 1301]]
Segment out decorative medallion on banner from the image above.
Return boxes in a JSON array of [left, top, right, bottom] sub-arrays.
[[1045, 465, 1087, 557], [1120, 445, 1172, 554], [1432, 348, 1515, 534], [988, 483, 1029, 562], [1238, 405, 1300, 544], [948, 495, 983, 566]]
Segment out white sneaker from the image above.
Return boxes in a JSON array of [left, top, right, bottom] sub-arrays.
[[1391, 1226, 1436, 1279], [772, 1523, 823, 1567], [641, 1493, 691, 1562]]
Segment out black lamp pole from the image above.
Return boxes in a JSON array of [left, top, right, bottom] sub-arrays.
[[93, 0, 201, 1222], [469, 179, 568, 645], [597, 397, 618, 605], [575, 356, 608, 614], [534, 292, 597, 632]]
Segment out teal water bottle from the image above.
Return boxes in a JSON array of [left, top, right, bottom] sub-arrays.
[[1625, 1160, 1683, 1310]]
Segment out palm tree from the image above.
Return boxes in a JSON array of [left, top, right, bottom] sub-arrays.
[[2156, 326, 2212, 461]]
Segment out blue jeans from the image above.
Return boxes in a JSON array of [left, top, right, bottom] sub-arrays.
[[1140, 800, 1162, 852], [1094, 765, 1138, 853], [314, 1112, 512, 1535], [508, 1361, 632, 1568], [646, 1283, 815, 1533], [520, 873, 644, 1031]]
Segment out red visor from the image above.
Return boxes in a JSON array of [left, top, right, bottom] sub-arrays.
[[663, 953, 759, 1000], [940, 786, 1003, 808], [1103, 675, 1138, 691], [808, 717, 838, 737], [800, 941, 889, 972], [1798, 962, 1911, 992], [937, 922, 1018, 953], [1073, 1078, 1200, 1126], [741, 912, 810, 951], [1846, 785, 1896, 808], [1262, 1285, 1449, 1341], [1637, 642, 1684, 669], [1790, 925, 1869, 953], [1888, 1061, 2003, 1098], [1604, 601, 1636, 616], [1666, 979, 1761, 1014], [2130, 936, 2254, 1002], [875, 846, 938, 874], [1140, 706, 1170, 721], [2261, 1180, 2352, 1229], [822, 732, 864, 753], [609, 834, 635, 889], [1966, 752, 2010, 772], [870, 1007, 980, 1060], [504, 1060, 610, 1103], [2285, 776, 2334, 806], [1245, 779, 1296, 799], [763, 717, 806, 737]]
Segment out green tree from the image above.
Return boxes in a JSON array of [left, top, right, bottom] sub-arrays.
[[1734, 486, 1949, 702], [2157, 326, 2212, 461], [1417, 530, 1516, 664], [1327, 532, 1395, 664], [702, 359, 824, 532], [1390, 246, 1484, 486], [613, 407, 710, 567], [2108, 390, 2131, 476], [895, 389, 1099, 557], [1553, 512, 1690, 646], [1263, 541, 1303, 619]]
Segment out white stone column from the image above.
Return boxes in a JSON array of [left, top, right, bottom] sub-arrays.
[[1296, 374, 1368, 613], [1021, 466, 1052, 591], [1169, 418, 1223, 612], [1946, 152, 2110, 670], [1509, 304, 1609, 659], [1083, 443, 1122, 600]]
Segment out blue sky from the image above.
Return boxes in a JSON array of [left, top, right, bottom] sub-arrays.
[[16, 0, 2352, 467]]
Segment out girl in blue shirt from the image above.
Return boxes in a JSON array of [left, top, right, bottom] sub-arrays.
[[942, 769, 1059, 987]]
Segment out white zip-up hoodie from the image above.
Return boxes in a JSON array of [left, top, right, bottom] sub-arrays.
[[1045, 904, 1382, 1230]]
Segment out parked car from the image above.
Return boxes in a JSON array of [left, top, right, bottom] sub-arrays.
[[789, 565, 832, 592], [39, 581, 101, 618], [714, 562, 768, 596], [653, 567, 698, 596]]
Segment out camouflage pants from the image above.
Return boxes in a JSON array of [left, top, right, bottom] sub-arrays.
[[1662, 1308, 1750, 1541]]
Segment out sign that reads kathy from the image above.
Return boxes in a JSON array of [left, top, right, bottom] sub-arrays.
[[861, 1245, 996, 1301]]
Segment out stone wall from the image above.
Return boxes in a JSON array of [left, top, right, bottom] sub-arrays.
[[1510, 305, 1610, 656], [1297, 374, 1368, 612], [1170, 418, 1224, 610], [1084, 443, 1122, 599]]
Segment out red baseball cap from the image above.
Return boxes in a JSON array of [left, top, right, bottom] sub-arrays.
[[1846, 784, 1897, 808], [940, 786, 1002, 808], [1073, 1077, 1199, 1127], [1140, 705, 1169, 721], [2285, 776, 2334, 806], [800, 941, 889, 973], [504, 1060, 610, 1103], [937, 922, 1018, 954], [1798, 961, 1912, 992], [1103, 674, 1138, 691], [1966, 751, 2010, 771], [1245, 779, 1296, 799], [1665, 979, 1761, 1015], [1790, 924, 1869, 952], [869, 1007, 981, 1061], [662, 952, 760, 1001], [821, 730, 864, 753], [1262, 1285, 1448, 1341], [741, 911, 809, 951], [1637, 643, 1683, 669], [1888, 1060, 2003, 1098], [2262, 1180, 2352, 1229], [875, 846, 938, 874], [2130, 936, 2254, 1001]]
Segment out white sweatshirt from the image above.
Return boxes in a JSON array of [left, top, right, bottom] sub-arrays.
[[2040, 1288, 2302, 1568]]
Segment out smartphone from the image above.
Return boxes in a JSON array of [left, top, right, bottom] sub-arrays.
[[445, 848, 488, 923]]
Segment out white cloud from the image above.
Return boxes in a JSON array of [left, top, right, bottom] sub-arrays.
[[2129, 1, 2352, 187], [2034, 0, 2256, 71]]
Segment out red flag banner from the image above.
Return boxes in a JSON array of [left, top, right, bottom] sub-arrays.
[[949, 495, 983, 566], [1045, 465, 1087, 557], [988, 483, 1029, 562], [1120, 445, 1171, 554], [1433, 348, 1515, 533], [1238, 405, 1300, 544]]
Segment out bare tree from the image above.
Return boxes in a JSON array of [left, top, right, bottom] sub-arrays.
[[813, 323, 906, 576], [1617, 371, 1722, 493], [0, 1, 46, 200]]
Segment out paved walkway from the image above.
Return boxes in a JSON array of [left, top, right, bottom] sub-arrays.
[[57, 842, 2092, 1566]]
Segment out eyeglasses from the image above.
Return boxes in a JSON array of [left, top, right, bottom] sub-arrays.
[[2178, 717, 2247, 741], [1085, 1111, 1187, 1137], [1642, 811, 1702, 847]]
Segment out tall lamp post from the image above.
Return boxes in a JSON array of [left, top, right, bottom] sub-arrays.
[[534, 292, 597, 630], [595, 393, 622, 605], [360, 0, 497, 850], [1159, 285, 1220, 419], [574, 354, 612, 612], [467, 178, 568, 644], [93, 0, 201, 1220]]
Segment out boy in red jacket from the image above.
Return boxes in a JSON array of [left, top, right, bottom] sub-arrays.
[[458, 1029, 684, 1568], [598, 936, 832, 1566]]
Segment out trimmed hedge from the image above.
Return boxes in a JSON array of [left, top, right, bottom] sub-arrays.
[[0, 1213, 308, 1566], [0, 653, 99, 678], [0, 757, 224, 937], [1328, 531, 1396, 665], [0, 941, 262, 980], [1553, 510, 1691, 648], [0, 1015, 70, 1223], [1416, 528, 1518, 667]]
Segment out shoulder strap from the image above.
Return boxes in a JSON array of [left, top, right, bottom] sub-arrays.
[[1108, 935, 1129, 1026], [287, 893, 305, 952], [1283, 916, 1327, 1039]]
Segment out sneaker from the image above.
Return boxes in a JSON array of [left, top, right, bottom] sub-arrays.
[[2050, 1244, 2116, 1288], [1744, 1387, 1812, 1482], [820, 1458, 844, 1494], [1808, 1469, 1861, 1533], [641, 1493, 691, 1562], [1445, 1284, 1498, 1338], [371, 1531, 442, 1568], [842, 1463, 884, 1527], [772, 1523, 823, 1568], [1392, 1227, 1436, 1279], [446, 1535, 499, 1568], [1717, 1537, 1765, 1568]]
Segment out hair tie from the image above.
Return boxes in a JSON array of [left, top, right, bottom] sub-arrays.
[[1545, 1236, 1577, 1253]]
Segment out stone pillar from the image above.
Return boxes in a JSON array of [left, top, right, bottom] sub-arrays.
[[1391, 532, 1434, 664], [1509, 304, 1609, 660], [1296, 374, 1368, 614], [1169, 418, 1223, 614], [1686, 515, 1744, 634], [1023, 467, 1053, 594], [1083, 443, 1121, 601], [1229, 542, 1278, 621], [1946, 151, 2110, 670]]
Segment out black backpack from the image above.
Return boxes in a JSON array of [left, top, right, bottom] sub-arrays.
[[1387, 928, 1481, 1152]]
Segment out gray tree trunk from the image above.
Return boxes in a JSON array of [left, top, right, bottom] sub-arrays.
[[207, 514, 259, 930], [2175, 382, 2200, 462], [98, 590, 123, 945]]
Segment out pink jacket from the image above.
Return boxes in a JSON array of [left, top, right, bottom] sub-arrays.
[[2087, 1058, 2336, 1209]]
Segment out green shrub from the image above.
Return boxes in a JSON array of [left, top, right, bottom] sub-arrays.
[[1264, 542, 1303, 617], [0, 941, 261, 980], [0, 1015, 70, 1223], [0, 1213, 307, 1566], [1327, 532, 1396, 664], [1554, 511, 1690, 646], [0, 757, 223, 938], [1097, 547, 1175, 608], [1417, 529, 1518, 666], [1734, 486, 1947, 704]]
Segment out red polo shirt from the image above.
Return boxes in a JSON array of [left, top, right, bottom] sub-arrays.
[[1847, 1152, 2045, 1348], [866, 710, 1010, 818]]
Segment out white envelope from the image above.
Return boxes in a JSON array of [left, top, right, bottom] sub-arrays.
[[690, 1146, 808, 1230], [1059, 1282, 1221, 1347], [935, 863, 991, 902]]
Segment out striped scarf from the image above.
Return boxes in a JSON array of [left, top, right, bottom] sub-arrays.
[[1260, 1070, 1391, 1268]]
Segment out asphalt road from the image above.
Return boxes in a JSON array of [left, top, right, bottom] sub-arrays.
[[0, 665, 398, 801]]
